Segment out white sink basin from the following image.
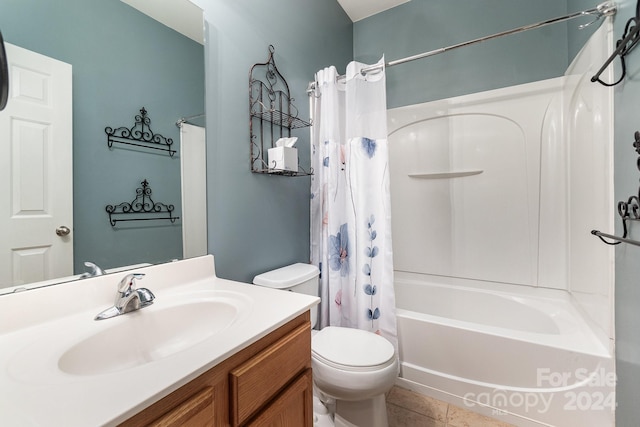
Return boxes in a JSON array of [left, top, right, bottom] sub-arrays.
[[58, 293, 248, 376]]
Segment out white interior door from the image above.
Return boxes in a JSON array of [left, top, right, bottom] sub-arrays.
[[0, 43, 73, 289]]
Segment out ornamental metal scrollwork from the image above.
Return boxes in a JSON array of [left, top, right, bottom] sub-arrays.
[[592, 131, 640, 246], [105, 179, 179, 226], [613, 131, 640, 240], [249, 45, 312, 176], [105, 107, 175, 156]]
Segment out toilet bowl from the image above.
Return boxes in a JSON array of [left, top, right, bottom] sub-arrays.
[[253, 264, 398, 427], [312, 326, 397, 427]]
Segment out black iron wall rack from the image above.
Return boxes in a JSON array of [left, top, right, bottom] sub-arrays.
[[105, 179, 179, 226], [105, 107, 175, 157], [592, 131, 640, 247], [591, 0, 640, 87], [249, 45, 312, 176]]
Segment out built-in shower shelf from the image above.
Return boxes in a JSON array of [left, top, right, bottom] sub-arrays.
[[408, 170, 483, 179]]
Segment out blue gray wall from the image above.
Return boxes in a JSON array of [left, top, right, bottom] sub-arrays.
[[199, 0, 352, 282], [354, 0, 571, 108], [611, 0, 640, 424], [0, 0, 204, 273]]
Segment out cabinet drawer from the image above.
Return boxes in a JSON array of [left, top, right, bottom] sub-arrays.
[[230, 323, 311, 426], [148, 387, 214, 427]]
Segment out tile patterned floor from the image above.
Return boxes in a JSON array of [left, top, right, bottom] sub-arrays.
[[387, 386, 517, 427]]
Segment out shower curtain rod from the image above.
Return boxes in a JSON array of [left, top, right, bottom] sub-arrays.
[[176, 113, 205, 127], [318, 1, 617, 84]]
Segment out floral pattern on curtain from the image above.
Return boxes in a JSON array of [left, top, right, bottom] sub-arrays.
[[310, 58, 397, 347]]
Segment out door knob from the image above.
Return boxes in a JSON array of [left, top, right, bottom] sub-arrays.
[[55, 225, 71, 236]]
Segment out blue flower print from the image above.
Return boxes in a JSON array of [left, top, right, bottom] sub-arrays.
[[363, 214, 380, 326], [329, 223, 350, 277], [323, 157, 329, 167], [367, 215, 376, 229], [362, 137, 377, 159], [363, 264, 371, 276], [367, 308, 380, 320], [364, 284, 377, 295]]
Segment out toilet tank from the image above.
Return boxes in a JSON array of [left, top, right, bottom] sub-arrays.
[[253, 263, 320, 328]]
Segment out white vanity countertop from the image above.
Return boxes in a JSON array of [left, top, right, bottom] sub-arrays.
[[0, 255, 319, 426]]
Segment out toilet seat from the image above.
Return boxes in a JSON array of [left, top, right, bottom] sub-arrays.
[[312, 326, 395, 371]]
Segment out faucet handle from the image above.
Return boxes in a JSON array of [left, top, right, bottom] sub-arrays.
[[117, 273, 145, 294], [84, 261, 105, 275], [80, 261, 106, 279]]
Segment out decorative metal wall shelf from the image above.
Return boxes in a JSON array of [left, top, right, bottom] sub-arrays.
[[249, 45, 312, 176], [106, 179, 179, 226], [592, 131, 640, 247], [105, 107, 175, 156]]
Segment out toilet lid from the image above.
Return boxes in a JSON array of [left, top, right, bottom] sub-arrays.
[[312, 326, 395, 369]]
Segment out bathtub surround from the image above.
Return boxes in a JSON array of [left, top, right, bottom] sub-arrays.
[[310, 59, 397, 345], [386, 19, 614, 427], [389, 18, 614, 337], [387, 17, 615, 338]]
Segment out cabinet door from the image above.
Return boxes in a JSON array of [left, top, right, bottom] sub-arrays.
[[148, 387, 214, 427], [246, 369, 313, 427], [230, 323, 311, 425]]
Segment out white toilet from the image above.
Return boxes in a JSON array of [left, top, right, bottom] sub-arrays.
[[253, 263, 398, 427]]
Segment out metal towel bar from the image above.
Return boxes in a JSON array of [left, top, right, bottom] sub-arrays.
[[591, 230, 640, 247], [592, 131, 640, 247]]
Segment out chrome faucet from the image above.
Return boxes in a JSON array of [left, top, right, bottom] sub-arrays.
[[94, 273, 155, 320], [80, 261, 105, 278]]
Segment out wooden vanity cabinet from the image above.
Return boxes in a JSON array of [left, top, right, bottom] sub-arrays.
[[120, 312, 312, 427]]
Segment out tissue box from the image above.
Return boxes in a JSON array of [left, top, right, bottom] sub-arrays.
[[268, 146, 298, 172]]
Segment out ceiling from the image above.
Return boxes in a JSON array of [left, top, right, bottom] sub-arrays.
[[337, 0, 411, 22], [120, 0, 204, 44], [119, 0, 411, 45]]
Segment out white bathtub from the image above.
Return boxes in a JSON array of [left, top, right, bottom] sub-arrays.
[[394, 273, 615, 427]]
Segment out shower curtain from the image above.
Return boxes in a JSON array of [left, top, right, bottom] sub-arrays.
[[310, 58, 397, 346]]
